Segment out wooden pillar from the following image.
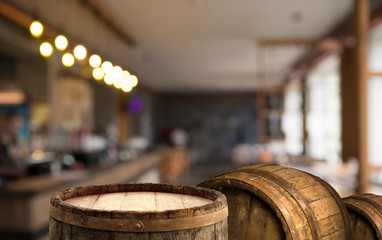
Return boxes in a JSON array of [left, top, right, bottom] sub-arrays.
[[341, 0, 369, 193]]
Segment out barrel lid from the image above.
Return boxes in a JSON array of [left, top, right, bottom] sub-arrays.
[[65, 191, 213, 211], [50, 183, 228, 232]]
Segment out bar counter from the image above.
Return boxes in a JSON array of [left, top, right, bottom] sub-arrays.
[[0, 149, 164, 240]]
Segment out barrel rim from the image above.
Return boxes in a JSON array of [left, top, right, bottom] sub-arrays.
[[49, 183, 228, 232], [51, 183, 227, 217]]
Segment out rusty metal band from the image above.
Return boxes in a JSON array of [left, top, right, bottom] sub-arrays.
[[214, 173, 302, 240], [344, 196, 382, 237], [49, 205, 228, 232], [234, 169, 321, 240], [310, 174, 351, 240]]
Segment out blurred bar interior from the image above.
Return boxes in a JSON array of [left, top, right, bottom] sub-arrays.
[[0, 0, 382, 239]]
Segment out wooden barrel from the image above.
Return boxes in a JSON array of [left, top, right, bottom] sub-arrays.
[[199, 164, 351, 240], [49, 183, 228, 239], [343, 193, 382, 240]]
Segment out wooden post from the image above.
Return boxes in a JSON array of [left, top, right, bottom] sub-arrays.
[[355, 0, 369, 194], [341, 0, 369, 193]]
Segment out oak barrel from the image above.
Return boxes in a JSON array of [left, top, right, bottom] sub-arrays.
[[199, 164, 351, 240], [343, 193, 382, 240], [49, 183, 228, 239]]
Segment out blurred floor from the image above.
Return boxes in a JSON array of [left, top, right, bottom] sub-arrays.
[[136, 160, 382, 198], [179, 162, 238, 186]]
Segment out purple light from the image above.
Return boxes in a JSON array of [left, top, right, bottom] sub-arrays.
[[128, 96, 143, 115]]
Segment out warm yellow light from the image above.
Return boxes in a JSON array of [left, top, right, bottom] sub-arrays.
[[30, 21, 43, 37], [129, 75, 138, 87], [40, 42, 53, 57], [104, 73, 114, 85], [89, 54, 101, 68], [114, 77, 124, 89], [122, 70, 130, 80], [62, 53, 75, 67], [101, 61, 113, 74], [92, 67, 104, 80], [73, 45, 87, 60], [111, 66, 123, 79], [122, 81, 133, 92], [32, 149, 45, 161], [55, 35, 68, 51]]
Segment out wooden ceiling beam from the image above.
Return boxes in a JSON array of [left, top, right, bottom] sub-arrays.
[[0, 0, 57, 39], [80, 0, 138, 47]]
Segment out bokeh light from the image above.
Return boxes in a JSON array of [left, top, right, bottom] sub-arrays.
[[104, 73, 114, 85], [30, 21, 43, 37], [55, 35, 68, 51], [122, 80, 133, 92], [62, 53, 75, 67], [114, 77, 124, 89], [40, 42, 53, 57], [122, 70, 130, 80], [89, 54, 102, 68], [129, 75, 138, 87], [111, 66, 123, 79], [73, 45, 87, 60], [101, 61, 113, 74], [92, 67, 104, 80]]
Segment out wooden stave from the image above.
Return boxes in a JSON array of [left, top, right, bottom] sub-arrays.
[[236, 164, 351, 239], [343, 193, 382, 240], [199, 164, 351, 240], [49, 183, 228, 233], [50, 217, 228, 240]]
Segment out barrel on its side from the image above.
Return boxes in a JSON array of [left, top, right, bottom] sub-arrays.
[[49, 183, 228, 240], [343, 193, 382, 240], [199, 164, 351, 240]]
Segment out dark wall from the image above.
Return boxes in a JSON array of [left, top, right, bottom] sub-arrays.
[[154, 96, 258, 163]]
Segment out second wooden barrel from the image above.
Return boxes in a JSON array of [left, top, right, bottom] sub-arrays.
[[199, 164, 350, 240], [49, 183, 228, 239], [343, 193, 382, 240]]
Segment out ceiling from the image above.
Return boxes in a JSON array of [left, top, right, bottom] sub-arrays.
[[6, 0, 353, 92]]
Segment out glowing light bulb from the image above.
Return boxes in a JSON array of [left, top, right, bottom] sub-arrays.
[[122, 82, 133, 92], [114, 77, 124, 89], [55, 35, 68, 51], [111, 66, 122, 79], [62, 53, 75, 67], [40, 42, 53, 57], [92, 67, 104, 80], [73, 45, 87, 60], [89, 54, 101, 68], [30, 21, 43, 37], [122, 70, 130, 80], [101, 61, 113, 74], [104, 73, 114, 85], [129, 75, 138, 87]]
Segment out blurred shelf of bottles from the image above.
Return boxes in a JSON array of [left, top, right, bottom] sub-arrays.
[[30, 20, 138, 93]]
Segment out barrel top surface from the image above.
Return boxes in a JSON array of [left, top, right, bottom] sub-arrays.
[[50, 183, 228, 232], [65, 191, 213, 211]]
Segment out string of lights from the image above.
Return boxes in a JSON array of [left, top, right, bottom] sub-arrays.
[[30, 20, 138, 93]]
